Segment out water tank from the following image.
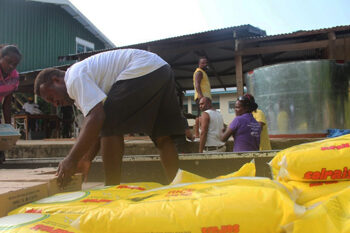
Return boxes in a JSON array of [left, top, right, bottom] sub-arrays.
[[245, 60, 350, 136]]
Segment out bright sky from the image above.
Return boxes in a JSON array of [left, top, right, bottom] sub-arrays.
[[70, 0, 350, 47]]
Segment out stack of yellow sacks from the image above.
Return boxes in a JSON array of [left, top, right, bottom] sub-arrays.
[[270, 134, 350, 233], [4, 132, 350, 233], [0, 161, 305, 233]]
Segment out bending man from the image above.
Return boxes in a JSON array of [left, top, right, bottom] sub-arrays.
[[34, 49, 185, 185]]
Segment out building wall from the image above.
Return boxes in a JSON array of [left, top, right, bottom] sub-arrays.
[[0, 0, 106, 72], [219, 93, 238, 125]]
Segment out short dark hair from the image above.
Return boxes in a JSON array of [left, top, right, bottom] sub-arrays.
[[0, 45, 22, 59], [198, 56, 207, 62], [201, 96, 212, 104], [34, 68, 65, 96]]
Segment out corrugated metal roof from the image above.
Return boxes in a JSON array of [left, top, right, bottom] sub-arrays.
[[28, 0, 115, 48], [243, 25, 350, 42], [59, 24, 266, 60]]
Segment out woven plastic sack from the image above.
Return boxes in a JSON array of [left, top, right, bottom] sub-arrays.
[[9, 182, 161, 215], [75, 177, 304, 233], [171, 161, 256, 185], [270, 134, 350, 181], [284, 187, 350, 233], [170, 169, 207, 185], [0, 213, 82, 232], [280, 180, 350, 206], [215, 160, 255, 179]]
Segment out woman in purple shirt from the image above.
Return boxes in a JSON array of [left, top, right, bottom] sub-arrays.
[[220, 95, 261, 152]]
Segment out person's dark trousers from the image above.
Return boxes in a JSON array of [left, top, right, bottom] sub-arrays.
[[0, 151, 5, 163]]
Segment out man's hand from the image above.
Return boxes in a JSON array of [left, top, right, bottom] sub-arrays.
[[185, 128, 195, 141], [57, 156, 78, 187]]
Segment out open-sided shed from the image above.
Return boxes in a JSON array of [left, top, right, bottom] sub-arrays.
[[18, 24, 266, 92], [18, 25, 350, 96]]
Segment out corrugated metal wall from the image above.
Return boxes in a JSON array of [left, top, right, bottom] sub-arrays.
[[0, 0, 105, 72]]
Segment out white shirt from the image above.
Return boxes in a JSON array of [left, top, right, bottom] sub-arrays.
[[23, 102, 42, 115], [204, 109, 225, 147], [65, 49, 167, 116]]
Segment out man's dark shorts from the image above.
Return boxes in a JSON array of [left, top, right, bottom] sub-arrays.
[[101, 65, 185, 142]]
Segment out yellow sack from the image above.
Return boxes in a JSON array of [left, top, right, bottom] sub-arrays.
[[216, 160, 256, 179], [75, 177, 304, 233], [269, 134, 350, 181], [9, 182, 161, 215], [280, 180, 350, 206], [0, 213, 82, 232], [171, 161, 256, 185], [170, 169, 207, 185], [304, 183, 350, 208], [284, 187, 350, 233]]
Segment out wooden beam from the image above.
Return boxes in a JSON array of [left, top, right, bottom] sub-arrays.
[[235, 55, 244, 95], [172, 67, 195, 72], [327, 32, 336, 59], [172, 56, 235, 67], [237, 40, 329, 56], [13, 94, 24, 106], [220, 65, 235, 74], [218, 46, 235, 51], [235, 54, 244, 96], [168, 51, 190, 64]]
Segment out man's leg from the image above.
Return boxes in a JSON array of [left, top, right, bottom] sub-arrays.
[[101, 135, 124, 185], [156, 135, 179, 183]]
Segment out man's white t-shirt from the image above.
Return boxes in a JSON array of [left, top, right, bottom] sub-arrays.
[[65, 49, 167, 116], [204, 109, 225, 147]]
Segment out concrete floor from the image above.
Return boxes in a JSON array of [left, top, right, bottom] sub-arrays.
[[6, 137, 323, 159]]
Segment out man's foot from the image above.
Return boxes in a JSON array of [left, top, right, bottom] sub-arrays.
[[0, 151, 5, 164]]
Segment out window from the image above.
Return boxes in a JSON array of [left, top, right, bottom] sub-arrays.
[[228, 101, 235, 113], [76, 37, 94, 53]]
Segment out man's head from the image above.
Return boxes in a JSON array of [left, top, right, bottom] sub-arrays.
[[34, 68, 74, 107], [0, 45, 22, 77], [199, 97, 212, 112], [198, 57, 208, 70]]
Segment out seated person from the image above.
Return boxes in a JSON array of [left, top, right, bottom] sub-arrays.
[[22, 96, 42, 132], [22, 97, 42, 115]]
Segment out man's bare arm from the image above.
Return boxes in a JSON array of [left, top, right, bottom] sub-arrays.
[[57, 102, 105, 186]]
